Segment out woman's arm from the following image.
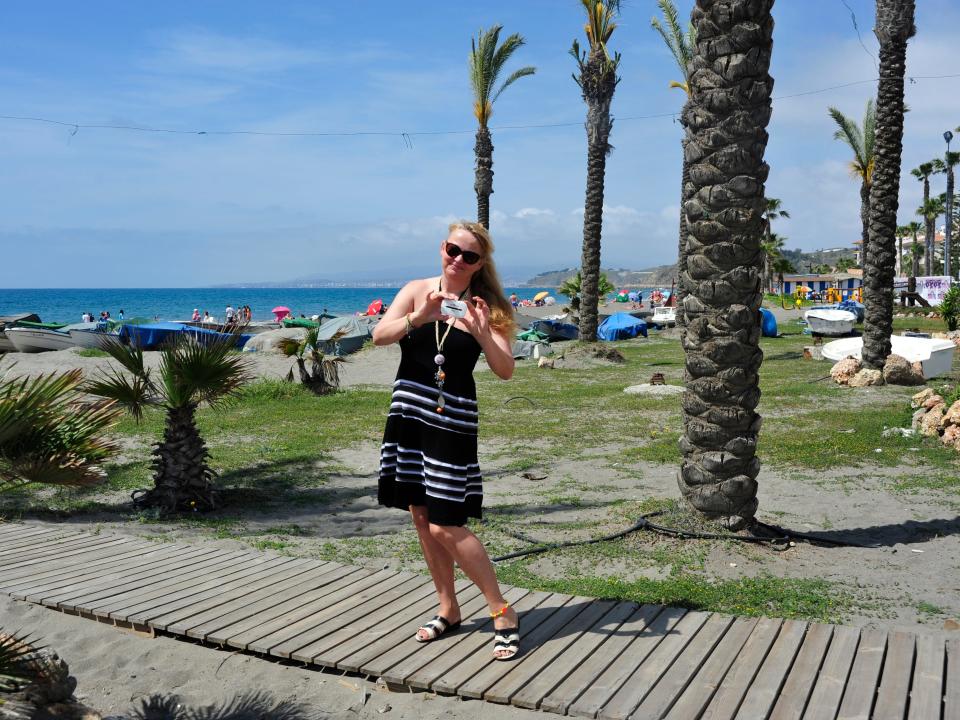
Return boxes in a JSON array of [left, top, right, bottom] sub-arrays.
[[479, 326, 515, 380], [372, 281, 420, 346]]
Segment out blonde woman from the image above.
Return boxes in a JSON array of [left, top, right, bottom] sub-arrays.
[[372, 221, 520, 660]]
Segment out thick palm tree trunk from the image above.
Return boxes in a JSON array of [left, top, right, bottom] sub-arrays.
[[923, 177, 933, 275], [578, 50, 616, 343], [859, 183, 871, 259], [678, 0, 774, 523], [862, 0, 915, 370], [676, 129, 691, 329], [147, 403, 216, 513], [474, 126, 494, 229]]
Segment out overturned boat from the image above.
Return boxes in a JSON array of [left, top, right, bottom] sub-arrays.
[[804, 308, 857, 336], [822, 335, 955, 379]]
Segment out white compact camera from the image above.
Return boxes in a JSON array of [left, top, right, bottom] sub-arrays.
[[441, 299, 469, 318]]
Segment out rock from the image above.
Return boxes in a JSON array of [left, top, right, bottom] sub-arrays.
[[920, 405, 946, 437], [922, 395, 945, 409], [881, 427, 916, 438], [911, 388, 935, 408], [941, 400, 960, 427], [912, 408, 927, 431], [941, 424, 960, 446], [830, 357, 861, 385], [849, 368, 884, 387], [537, 357, 554, 369], [803, 345, 823, 360], [882, 354, 926, 385]]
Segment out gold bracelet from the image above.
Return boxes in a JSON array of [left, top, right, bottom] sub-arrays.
[[404, 314, 415, 335]]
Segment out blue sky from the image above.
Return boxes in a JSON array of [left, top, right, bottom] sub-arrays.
[[1, 0, 958, 287]]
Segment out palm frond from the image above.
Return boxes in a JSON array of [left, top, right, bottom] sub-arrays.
[[828, 106, 868, 178], [651, 0, 694, 88], [97, 336, 150, 382], [469, 25, 533, 125], [0, 630, 41, 691], [85, 368, 156, 422], [491, 66, 536, 104], [159, 334, 252, 410], [862, 99, 876, 180]]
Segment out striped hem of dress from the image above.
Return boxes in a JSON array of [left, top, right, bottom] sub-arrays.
[[380, 443, 482, 504], [387, 379, 479, 435]]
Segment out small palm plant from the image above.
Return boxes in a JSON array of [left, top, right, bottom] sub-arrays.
[[0, 630, 39, 693], [1, 367, 119, 493], [86, 335, 252, 514], [278, 327, 344, 396], [939, 287, 960, 331], [557, 270, 615, 311]]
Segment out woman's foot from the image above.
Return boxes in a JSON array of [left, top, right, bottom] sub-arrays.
[[415, 611, 461, 642], [492, 606, 520, 660]]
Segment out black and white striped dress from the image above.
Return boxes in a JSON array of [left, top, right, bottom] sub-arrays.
[[378, 322, 483, 526]]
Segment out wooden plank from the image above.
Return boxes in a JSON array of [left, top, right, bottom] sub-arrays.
[[0, 523, 62, 541], [699, 616, 783, 720], [163, 558, 326, 634], [630, 613, 736, 720], [566, 606, 686, 719], [59, 550, 280, 613], [908, 633, 946, 720], [0, 532, 122, 562], [161, 560, 348, 635], [327, 579, 480, 672], [207, 567, 390, 648], [540, 604, 663, 716], [351, 583, 524, 679], [2, 540, 188, 594], [664, 617, 760, 720], [799, 624, 860, 720], [103, 552, 285, 620], [461, 595, 596, 701], [836, 628, 887, 720], [597, 610, 713, 720], [733, 619, 808, 720], [423, 590, 563, 694], [0, 527, 68, 551], [265, 573, 433, 658], [769, 623, 834, 720], [0, 536, 132, 573], [289, 574, 446, 665], [17, 545, 212, 604], [945, 636, 959, 720], [506, 599, 624, 710], [874, 631, 916, 720]]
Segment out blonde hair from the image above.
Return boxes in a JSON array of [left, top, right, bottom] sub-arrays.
[[448, 221, 516, 336]]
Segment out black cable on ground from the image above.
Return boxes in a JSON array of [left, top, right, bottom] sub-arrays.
[[489, 510, 873, 563]]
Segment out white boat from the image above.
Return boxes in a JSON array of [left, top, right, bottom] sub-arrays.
[[0, 313, 42, 352], [822, 335, 956, 379], [66, 323, 116, 349], [652, 306, 676, 327], [0, 331, 14, 353], [804, 309, 857, 336], [5, 326, 76, 352]]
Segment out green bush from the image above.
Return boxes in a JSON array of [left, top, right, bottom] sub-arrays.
[[938, 286, 960, 331]]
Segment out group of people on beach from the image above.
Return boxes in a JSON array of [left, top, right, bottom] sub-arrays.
[[81, 309, 123, 323]]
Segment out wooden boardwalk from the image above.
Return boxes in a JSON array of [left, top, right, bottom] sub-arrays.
[[0, 522, 955, 719]]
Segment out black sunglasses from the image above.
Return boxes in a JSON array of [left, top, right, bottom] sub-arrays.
[[445, 241, 482, 265]]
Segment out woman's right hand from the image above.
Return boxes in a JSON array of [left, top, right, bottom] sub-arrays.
[[412, 290, 455, 326]]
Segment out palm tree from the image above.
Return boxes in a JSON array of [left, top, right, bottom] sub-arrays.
[[651, 0, 696, 328], [760, 231, 785, 291], [87, 334, 252, 514], [557, 270, 615, 312], [772, 257, 796, 308], [861, 0, 916, 371], [828, 100, 875, 254], [278, 327, 344, 396], [911, 161, 936, 275], [910, 242, 924, 278], [571, 0, 621, 342], [917, 195, 945, 273], [0, 368, 119, 493], [468, 26, 536, 229], [761, 198, 790, 289], [897, 221, 922, 277], [933, 151, 959, 275], [678, 0, 774, 524], [836, 256, 857, 272]]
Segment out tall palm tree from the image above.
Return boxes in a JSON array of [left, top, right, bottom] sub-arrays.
[[917, 195, 945, 274], [897, 221, 922, 277], [87, 334, 252, 514], [0, 369, 119, 492], [911, 161, 936, 275], [772, 257, 796, 308], [651, 0, 696, 328], [468, 26, 536, 229], [760, 230, 786, 291], [678, 0, 774, 524], [571, 0, 621, 342], [761, 198, 790, 289], [861, 0, 915, 370], [933, 151, 959, 275], [828, 100, 875, 255]]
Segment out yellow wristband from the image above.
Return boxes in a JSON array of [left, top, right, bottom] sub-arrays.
[[404, 314, 415, 335]]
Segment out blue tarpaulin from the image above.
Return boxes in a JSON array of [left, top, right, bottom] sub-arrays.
[[119, 322, 250, 350], [597, 312, 648, 341], [759, 308, 778, 337]]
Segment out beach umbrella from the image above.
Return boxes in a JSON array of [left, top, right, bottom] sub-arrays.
[[366, 299, 384, 315], [797, 286, 812, 292], [272, 306, 291, 321], [533, 291, 549, 302]]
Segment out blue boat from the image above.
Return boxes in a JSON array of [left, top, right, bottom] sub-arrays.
[[118, 322, 250, 350], [530, 319, 579, 341]]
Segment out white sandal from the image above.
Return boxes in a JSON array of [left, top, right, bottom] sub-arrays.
[[415, 615, 461, 643], [493, 620, 521, 660]]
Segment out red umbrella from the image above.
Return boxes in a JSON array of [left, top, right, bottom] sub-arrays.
[[272, 306, 291, 321], [366, 299, 383, 316]]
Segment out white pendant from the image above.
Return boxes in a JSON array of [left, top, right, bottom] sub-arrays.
[[434, 353, 445, 365], [437, 394, 446, 409]]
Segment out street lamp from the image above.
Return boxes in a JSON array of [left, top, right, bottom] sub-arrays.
[[946, 130, 954, 280]]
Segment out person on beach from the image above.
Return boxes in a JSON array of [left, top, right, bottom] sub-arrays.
[[192, 308, 201, 322], [372, 221, 520, 661], [118, 309, 124, 321]]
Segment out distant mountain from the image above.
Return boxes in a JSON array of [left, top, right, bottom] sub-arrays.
[[521, 265, 677, 289]]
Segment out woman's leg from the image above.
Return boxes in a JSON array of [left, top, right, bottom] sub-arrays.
[[428, 523, 519, 658], [410, 506, 460, 639]]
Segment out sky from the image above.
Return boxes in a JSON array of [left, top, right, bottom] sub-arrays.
[[1, 0, 958, 288]]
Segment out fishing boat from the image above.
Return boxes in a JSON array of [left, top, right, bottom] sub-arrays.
[[651, 306, 676, 327], [0, 314, 42, 352], [5, 325, 74, 352], [822, 335, 955, 379], [66, 322, 117, 349], [804, 308, 857, 336]]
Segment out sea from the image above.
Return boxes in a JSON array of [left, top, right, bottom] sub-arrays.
[[0, 287, 560, 324]]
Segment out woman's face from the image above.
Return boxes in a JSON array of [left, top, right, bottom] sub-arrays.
[[440, 227, 485, 281]]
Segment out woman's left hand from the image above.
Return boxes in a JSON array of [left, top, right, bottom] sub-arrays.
[[461, 296, 491, 340]]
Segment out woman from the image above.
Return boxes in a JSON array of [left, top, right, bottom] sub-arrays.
[[373, 221, 520, 661]]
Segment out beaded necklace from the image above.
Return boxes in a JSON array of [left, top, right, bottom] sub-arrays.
[[433, 279, 469, 413]]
